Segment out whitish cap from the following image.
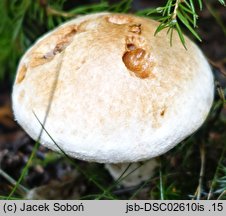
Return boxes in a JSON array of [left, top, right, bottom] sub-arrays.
[[12, 12, 214, 163]]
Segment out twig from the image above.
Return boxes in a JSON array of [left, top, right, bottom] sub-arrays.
[[208, 58, 226, 77], [193, 142, 205, 200], [159, 160, 164, 200], [0, 169, 29, 194], [217, 190, 226, 200], [46, 6, 74, 18], [172, 0, 182, 19], [215, 81, 226, 102], [198, 143, 205, 200], [207, 148, 225, 199]]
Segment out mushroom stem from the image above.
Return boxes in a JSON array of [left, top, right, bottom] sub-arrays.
[[105, 159, 159, 187]]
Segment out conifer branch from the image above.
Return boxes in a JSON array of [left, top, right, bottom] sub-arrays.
[[138, 0, 225, 48]]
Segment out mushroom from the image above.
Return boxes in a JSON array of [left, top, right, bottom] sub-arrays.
[[12, 13, 214, 187]]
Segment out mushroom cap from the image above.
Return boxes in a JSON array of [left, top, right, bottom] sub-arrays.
[[12, 12, 214, 163]]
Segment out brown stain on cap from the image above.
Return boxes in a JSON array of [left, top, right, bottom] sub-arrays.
[[122, 48, 153, 79], [16, 65, 27, 84], [129, 24, 142, 34]]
